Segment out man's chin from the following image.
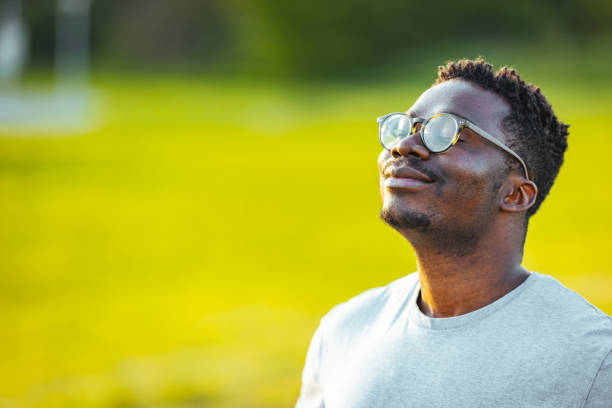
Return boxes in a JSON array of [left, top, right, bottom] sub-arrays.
[[379, 207, 432, 232]]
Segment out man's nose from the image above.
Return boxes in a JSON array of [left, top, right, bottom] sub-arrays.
[[390, 130, 431, 160]]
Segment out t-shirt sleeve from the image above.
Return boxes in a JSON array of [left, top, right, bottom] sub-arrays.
[[295, 324, 325, 408], [583, 349, 612, 408]]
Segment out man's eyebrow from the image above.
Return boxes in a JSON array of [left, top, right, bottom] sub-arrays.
[[405, 110, 419, 118]]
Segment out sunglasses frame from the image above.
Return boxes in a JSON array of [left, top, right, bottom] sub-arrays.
[[377, 112, 530, 180]]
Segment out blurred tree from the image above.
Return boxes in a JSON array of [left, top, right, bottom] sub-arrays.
[[228, 0, 612, 77], [23, 0, 55, 67], [18, 0, 612, 77], [90, 0, 235, 69]]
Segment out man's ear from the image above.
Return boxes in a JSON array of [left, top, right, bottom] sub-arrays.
[[500, 175, 538, 213]]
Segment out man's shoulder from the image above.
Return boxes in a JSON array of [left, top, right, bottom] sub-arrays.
[[320, 272, 419, 336], [528, 272, 611, 323], [521, 272, 612, 349]]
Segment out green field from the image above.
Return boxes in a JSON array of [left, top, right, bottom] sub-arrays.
[[1, 70, 611, 407]]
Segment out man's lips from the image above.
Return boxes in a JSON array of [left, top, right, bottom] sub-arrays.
[[383, 165, 434, 182], [383, 164, 434, 190]]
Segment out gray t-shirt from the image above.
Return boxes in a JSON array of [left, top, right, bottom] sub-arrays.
[[296, 271, 612, 408]]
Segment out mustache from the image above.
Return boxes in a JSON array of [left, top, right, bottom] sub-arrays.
[[382, 157, 441, 181]]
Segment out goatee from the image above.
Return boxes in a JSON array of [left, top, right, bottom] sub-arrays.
[[379, 207, 432, 232]]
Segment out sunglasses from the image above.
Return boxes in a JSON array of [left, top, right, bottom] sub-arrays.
[[377, 112, 530, 180]]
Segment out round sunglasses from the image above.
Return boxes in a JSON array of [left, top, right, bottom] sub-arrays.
[[377, 112, 530, 180]]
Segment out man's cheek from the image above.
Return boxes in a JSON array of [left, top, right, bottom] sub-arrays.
[[377, 150, 390, 173]]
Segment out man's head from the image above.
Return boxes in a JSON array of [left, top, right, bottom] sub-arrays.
[[377, 58, 569, 253]]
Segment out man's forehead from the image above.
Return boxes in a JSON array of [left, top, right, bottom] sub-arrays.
[[407, 80, 510, 134]]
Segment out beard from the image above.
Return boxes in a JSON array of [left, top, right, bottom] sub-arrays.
[[379, 203, 481, 257], [379, 205, 432, 232]]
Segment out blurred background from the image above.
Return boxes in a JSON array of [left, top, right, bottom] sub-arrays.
[[1, 0, 611, 407]]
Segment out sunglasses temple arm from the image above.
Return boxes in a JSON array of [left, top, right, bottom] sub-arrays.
[[468, 124, 530, 180]]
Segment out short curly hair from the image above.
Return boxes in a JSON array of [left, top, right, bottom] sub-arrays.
[[434, 58, 569, 217]]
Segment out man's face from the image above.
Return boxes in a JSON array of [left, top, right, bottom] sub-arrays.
[[378, 80, 514, 250]]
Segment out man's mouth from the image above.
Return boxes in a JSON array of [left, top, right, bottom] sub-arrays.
[[383, 164, 434, 191], [385, 166, 433, 182]]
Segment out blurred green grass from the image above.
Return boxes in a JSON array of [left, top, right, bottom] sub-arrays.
[[0, 70, 611, 408]]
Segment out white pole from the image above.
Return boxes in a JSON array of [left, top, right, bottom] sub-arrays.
[[0, 0, 28, 87]]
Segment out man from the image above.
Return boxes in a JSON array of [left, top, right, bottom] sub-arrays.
[[295, 58, 612, 407]]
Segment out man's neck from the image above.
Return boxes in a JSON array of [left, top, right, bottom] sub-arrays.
[[408, 224, 529, 318]]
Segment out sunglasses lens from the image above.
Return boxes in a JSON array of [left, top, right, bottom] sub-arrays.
[[423, 115, 458, 152], [380, 114, 413, 149]]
